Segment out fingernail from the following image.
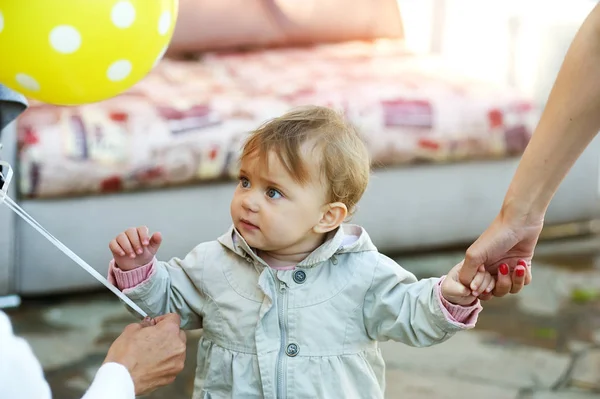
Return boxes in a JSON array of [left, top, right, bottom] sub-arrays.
[[120, 252, 125, 256], [499, 263, 509, 275], [143, 241, 149, 246], [517, 259, 527, 267], [140, 317, 153, 327], [137, 249, 143, 254], [130, 253, 136, 258], [516, 267, 525, 277]]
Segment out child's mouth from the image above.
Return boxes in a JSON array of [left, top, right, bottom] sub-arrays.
[[240, 219, 259, 230]]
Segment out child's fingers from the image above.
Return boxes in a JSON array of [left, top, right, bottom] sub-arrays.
[[117, 233, 136, 258], [148, 232, 163, 254], [478, 291, 493, 301], [478, 273, 494, 294], [469, 271, 486, 293], [109, 239, 126, 257], [125, 227, 143, 255], [446, 283, 471, 300], [474, 274, 495, 300], [137, 226, 150, 246], [482, 273, 496, 294]]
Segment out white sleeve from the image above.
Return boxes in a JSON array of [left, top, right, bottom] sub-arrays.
[[81, 362, 135, 399], [0, 311, 52, 399], [0, 311, 135, 399]]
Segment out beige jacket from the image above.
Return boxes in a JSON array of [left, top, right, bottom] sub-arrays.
[[122, 224, 477, 399]]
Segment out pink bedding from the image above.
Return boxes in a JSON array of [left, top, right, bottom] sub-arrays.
[[16, 39, 538, 199]]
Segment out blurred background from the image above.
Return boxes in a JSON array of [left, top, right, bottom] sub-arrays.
[[1, 0, 600, 397]]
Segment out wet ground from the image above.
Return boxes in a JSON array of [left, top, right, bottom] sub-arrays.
[[6, 234, 600, 398]]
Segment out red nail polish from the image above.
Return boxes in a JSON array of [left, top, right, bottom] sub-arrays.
[[499, 263, 509, 275], [516, 268, 525, 277], [517, 259, 527, 267]]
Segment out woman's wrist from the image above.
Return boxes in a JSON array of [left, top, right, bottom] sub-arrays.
[[500, 189, 547, 229]]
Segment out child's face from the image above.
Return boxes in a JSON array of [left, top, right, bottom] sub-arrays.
[[230, 148, 330, 254]]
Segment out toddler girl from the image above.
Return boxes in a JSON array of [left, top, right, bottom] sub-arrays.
[[108, 106, 496, 398]]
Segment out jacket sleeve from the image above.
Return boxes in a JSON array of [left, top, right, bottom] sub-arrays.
[[121, 243, 210, 330], [362, 254, 476, 346]]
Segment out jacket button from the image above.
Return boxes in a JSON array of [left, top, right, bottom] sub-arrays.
[[292, 270, 306, 284], [286, 343, 299, 357]]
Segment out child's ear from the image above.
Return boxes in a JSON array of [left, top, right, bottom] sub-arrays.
[[314, 202, 348, 234]]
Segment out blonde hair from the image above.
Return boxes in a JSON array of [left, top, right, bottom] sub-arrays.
[[240, 105, 370, 215]]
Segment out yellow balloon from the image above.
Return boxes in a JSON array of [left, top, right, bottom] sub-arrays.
[[0, 0, 178, 105]]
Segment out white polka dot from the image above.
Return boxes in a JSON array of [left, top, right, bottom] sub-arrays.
[[111, 1, 136, 28], [153, 46, 168, 67], [158, 11, 171, 35], [107, 60, 132, 81], [16, 74, 40, 92], [49, 25, 81, 54], [0, 11, 4, 34]]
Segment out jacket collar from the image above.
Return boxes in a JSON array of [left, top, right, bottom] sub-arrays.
[[217, 224, 377, 269]]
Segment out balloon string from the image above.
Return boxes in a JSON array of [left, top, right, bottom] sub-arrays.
[[0, 190, 147, 318]]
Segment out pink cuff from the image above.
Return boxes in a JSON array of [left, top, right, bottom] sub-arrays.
[[435, 276, 482, 327], [107, 258, 155, 290]]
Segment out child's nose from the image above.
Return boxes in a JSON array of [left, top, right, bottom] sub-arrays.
[[242, 194, 259, 213]]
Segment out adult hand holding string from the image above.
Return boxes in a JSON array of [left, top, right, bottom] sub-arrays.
[[103, 314, 187, 396]]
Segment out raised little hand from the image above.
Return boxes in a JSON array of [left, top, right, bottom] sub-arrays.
[[109, 226, 162, 271], [441, 261, 495, 306]]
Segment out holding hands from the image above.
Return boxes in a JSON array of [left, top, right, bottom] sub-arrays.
[[459, 209, 538, 299], [441, 261, 495, 306]]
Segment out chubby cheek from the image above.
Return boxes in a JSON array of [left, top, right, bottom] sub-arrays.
[[230, 193, 240, 221], [266, 210, 301, 237]]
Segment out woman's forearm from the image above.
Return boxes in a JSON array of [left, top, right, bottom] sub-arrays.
[[502, 3, 600, 222]]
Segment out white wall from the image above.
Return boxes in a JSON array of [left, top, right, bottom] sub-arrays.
[[397, 0, 598, 106]]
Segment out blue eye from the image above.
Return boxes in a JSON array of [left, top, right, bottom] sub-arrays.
[[240, 177, 250, 188], [266, 188, 282, 199]]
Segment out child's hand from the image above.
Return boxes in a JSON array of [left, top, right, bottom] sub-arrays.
[[109, 226, 162, 271], [441, 261, 495, 306]]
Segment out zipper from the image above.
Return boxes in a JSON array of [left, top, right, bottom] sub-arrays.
[[276, 279, 288, 399]]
